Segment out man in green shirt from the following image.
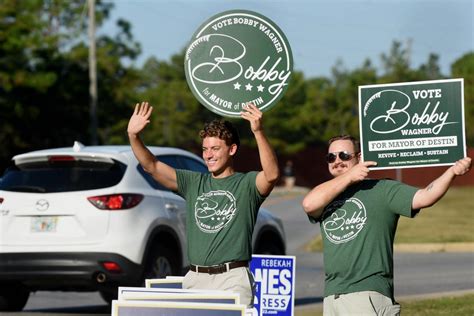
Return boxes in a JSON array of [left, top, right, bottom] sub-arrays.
[[127, 102, 279, 307], [302, 135, 471, 315]]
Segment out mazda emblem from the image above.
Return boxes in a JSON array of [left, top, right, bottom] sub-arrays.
[[36, 199, 49, 211]]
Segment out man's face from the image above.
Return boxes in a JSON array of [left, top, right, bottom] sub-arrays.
[[327, 139, 359, 178], [202, 136, 236, 175]]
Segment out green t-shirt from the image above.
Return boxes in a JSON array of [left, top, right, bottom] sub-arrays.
[[310, 179, 418, 300], [176, 170, 265, 266]]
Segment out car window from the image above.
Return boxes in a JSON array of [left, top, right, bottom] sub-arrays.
[[137, 154, 207, 191], [137, 155, 181, 191], [0, 158, 126, 193], [179, 157, 208, 173]]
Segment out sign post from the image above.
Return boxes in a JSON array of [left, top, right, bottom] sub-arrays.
[[359, 79, 466, 169]]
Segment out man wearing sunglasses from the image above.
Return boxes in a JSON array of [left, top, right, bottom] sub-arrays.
[[302, 134, 471, 315]]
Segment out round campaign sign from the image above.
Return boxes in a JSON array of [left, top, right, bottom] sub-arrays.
[[185, 10, 293, 117]]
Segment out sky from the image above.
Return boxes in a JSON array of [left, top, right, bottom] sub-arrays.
[[101, 0, 473, 78]]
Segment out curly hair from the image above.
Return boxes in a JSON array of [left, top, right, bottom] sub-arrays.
[[328, 134, 360, 153], [199, 119, 240, 149]]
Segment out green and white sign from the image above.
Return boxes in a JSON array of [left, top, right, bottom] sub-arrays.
[[185, 10, 293, 117], [359, 79, 466, 170]]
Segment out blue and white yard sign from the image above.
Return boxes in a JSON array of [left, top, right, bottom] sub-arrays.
[[250, 255, 295, 316]]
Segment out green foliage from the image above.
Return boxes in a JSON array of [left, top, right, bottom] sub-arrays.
[[0, 0, 140, 169], [113, 53, 219, 148], [264, 71, 308, 153], [0, 1, 471, 173], [451, 52, 474, 146]]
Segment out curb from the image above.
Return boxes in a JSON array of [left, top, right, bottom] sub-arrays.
[[394, 242, 474, 253]]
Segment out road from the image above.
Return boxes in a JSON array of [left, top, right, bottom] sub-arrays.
[[6, 189, 474, 315]]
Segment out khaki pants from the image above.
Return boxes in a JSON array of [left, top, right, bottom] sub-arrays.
[[323, 291, 401, 316], [183, 266, 255, 307]]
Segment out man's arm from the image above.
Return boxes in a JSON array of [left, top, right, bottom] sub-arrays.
[[127, 102, 178, 191], [412, 157, 471, 209], [302, 161, 377, 219], [240, 104, 279, 196]]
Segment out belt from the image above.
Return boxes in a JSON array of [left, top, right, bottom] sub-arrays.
[[189, 261, 248, 275]]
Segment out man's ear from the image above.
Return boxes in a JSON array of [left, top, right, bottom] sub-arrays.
[[229, 144, 238, 156]]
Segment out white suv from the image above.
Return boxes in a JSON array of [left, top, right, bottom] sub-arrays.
[[0, 142, 286, 311]]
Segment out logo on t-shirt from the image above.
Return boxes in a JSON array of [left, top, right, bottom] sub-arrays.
[[194, 190, 237, 233], [322, 198, 367, 244]]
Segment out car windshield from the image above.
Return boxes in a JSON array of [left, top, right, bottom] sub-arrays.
[[0, 157, 126, 193]]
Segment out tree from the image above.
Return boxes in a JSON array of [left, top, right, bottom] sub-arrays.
[[0, 1, 141, 171], [379, 40, 420, 83], [109, 52, 217, 149], [418, 53, 443, 80], [451, 52, 474, 146], [262, 71, 308, 153]]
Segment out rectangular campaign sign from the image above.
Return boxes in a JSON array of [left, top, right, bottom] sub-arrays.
[[250, 255, 295, 316], [118, 286, 231, 299], [112, 300, 246, 316], [120, 291, 240, 304], [145, 277, 184, 289], [359, 79, 466, 169]]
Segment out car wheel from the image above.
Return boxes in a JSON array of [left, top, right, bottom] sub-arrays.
[[100, 289, 117, 305], [255, 242, 284, 255], [0, 284, 30, 311], [143, 244, 180, 280]]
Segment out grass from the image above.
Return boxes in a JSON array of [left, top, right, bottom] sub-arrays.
[[306, 186, 474, 251], [295, 293, 474, 316], [395, 186, 474, 243]]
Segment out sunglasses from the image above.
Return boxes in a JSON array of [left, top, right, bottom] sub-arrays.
[[326, 151, 356, 163]]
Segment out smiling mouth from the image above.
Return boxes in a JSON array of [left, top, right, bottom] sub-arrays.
[[206, 160, 217, 166]]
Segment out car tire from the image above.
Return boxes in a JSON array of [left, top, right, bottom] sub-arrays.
[[100, 289, 117, 305], [143, 244, 180, 280], [0, 284, 30, 311], [255, 242, 284, 255]]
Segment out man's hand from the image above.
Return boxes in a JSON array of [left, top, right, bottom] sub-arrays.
[[344, 161, 377, 184], [240, 103, 262, 133], [450, 157, 471, 176], [127, 102, 153, 136]]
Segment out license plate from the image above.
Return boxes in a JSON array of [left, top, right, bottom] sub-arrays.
[[31, 216, 58, 233]]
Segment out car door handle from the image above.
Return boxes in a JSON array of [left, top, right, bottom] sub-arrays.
[[165, 203, 179, 211]]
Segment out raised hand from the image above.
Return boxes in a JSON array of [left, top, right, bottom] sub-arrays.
[[240, 103, 263, 133], [127, 102, 153, 136], [451, 157, 471, 176]]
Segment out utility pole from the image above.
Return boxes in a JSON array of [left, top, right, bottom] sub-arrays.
[[88, 0, 98, 145]]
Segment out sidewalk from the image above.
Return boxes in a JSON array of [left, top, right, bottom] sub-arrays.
[[394, 242, 474, 252]]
